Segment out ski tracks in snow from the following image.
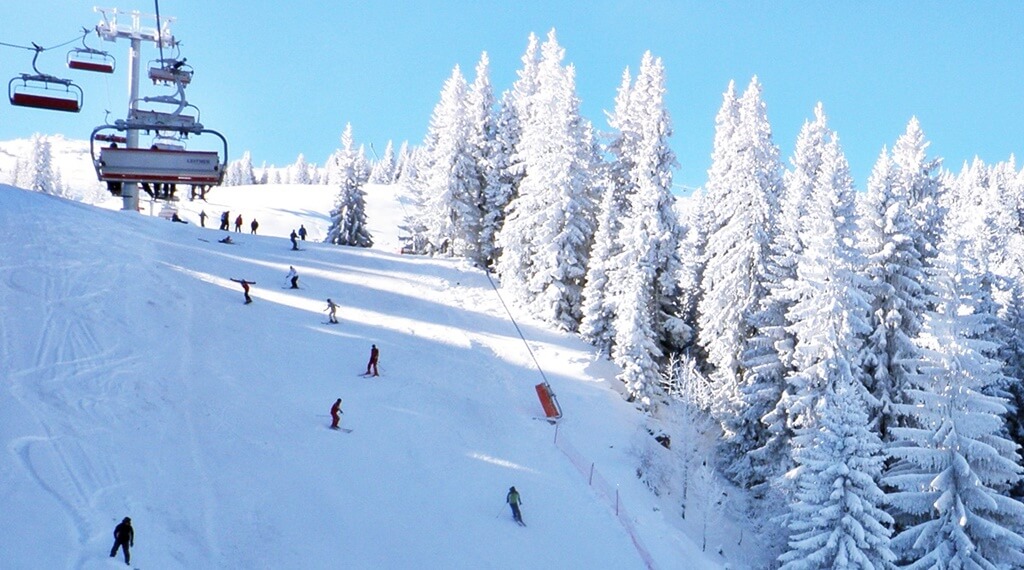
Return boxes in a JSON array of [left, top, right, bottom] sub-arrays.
[[0, 196, 143, 567]]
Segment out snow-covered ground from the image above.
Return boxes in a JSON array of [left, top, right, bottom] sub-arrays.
[[0, 179, 768, 569]]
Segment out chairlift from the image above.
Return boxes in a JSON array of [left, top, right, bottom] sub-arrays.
[[150, 132, 186, 151], [148, 57, 193, 86], [67, 31, 115, 73], [9, 44, 83, 113], [90, 121, 228, 190]]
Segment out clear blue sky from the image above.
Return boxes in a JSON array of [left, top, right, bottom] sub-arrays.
[[2, 1, 1022, 191]]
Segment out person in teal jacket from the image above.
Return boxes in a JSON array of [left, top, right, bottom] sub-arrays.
[[506, 486, 523, 524]]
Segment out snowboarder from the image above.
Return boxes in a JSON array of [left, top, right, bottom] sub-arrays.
[[250, 219, 259, 234], [109, 516, 134, 565], [366, 344, 379, 376], [286, 266, 299, 289], [220, 211, 230, 231], [199, 210, 207, 228], [219, 235, 234, 244], [330, 398, 343, 429], [290, 229, 299, 251], [298, 224, 307, 241], [325, 298, 339, 323], [234, 214, 244, 233], [230, 278, 256, 304], [507, 486, 524, 525]]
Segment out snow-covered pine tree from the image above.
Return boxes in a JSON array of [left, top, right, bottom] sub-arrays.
[[892, 118, 944, 267], [579, 68, 634, 354], [324, 124, 373, 248], [495, 29, 598, 331], [225, 151, 255, 186], [355, 144, 371, 185], [322, 148, 344, 187], [412, 65, 483, 258], [478, 91, 518, 268], [464, 52, 498, 266], [885, 241, 1024, 568], [393, 141, 410, 184], [479, 33, 541, 269], [695, 77, 783, 487], [19, 134, 64, 197], [778, 380, 894, 570], [775, 134, 874, 484], [860, 121, 942, 443], [289, 153, 312, 185], [369, 140, 396, 184], [751, 105, 845, 483], [606, 52, 685, 406]]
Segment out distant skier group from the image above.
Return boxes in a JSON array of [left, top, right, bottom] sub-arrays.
[[289, 225, 307, 250]]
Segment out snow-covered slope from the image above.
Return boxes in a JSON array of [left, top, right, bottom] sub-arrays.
[[0, 182, 762, 569]]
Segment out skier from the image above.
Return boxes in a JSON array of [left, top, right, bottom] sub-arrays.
[[198, 210, 207, 228], [366, 344, 379, 376], [290, 229, 299, 251], [105, 143, 122, 196], [507, 486, 524, 525], [325, 298, 339, 324], [220, 211, 230, 231], [286, 266, 299, 289], [234, 214, 243, 233], [219, 235, 234, 244], [230, 278, 256, 304], [109, 516, 134, 565], [330, 398, 343, 429], [250, 219, 259, 234], [298, 224, 307, 241]]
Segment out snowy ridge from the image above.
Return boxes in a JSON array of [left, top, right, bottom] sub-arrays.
[[0, 183, 752, 569]]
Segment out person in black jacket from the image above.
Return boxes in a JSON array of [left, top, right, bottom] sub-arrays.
[[109, 516, 134, 565]]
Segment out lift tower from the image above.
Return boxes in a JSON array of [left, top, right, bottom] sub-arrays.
[[95, 7, 177, 212]]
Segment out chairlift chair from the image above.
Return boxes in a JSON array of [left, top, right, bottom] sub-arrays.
[[67, 32, 115, 73], [90, 123, 228, 189], [9, 45, 84, 112], [148, 58, 193, 86]]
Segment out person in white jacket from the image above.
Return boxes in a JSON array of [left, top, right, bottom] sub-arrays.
[[286, 266, 299, 289]]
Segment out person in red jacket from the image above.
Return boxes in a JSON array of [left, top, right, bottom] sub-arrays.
[[366, 344, 379, 377], [330, 398, 343, 429], [230, 278, 256, 304]]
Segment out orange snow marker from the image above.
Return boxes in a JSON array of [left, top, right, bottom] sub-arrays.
[[535, 383, 562, 420]]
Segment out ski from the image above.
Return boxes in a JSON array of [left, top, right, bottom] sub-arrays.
[[322, 321, 339, 325]]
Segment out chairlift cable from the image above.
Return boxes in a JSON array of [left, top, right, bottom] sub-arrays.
[[155, 0, 164, 62], [0, 31, 89, 53]]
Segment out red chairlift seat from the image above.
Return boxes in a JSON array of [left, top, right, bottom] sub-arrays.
[[94, 133, 128, 144], [67, 48, 115, 74], [9, 75, 83, 113]]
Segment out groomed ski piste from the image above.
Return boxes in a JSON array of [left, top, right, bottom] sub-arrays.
[[0, 180, 770, 569]]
